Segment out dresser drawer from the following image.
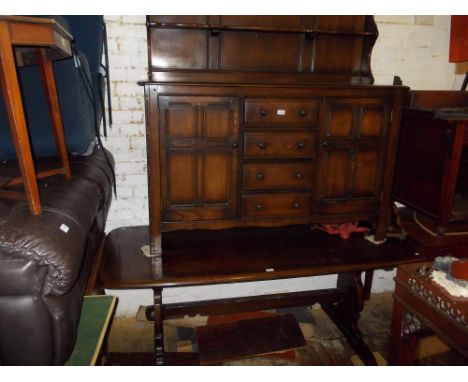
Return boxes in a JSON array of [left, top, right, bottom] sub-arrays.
[[243, 163, 314, 190], [245, 100, 319, 127], [243, 192, 311, 217], [245, 99, 319, 125], [244, 132, 316, 158]]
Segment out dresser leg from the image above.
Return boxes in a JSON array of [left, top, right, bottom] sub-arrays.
[[153, 288, 164, 365], [322, 272, 377, 365], [151, 235, 162, 257]]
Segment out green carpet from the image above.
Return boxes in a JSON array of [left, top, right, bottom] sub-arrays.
[[66, 295, 117, 366]]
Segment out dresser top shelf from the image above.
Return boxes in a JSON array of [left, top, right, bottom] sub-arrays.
[[147, 15, 379, 85], [148, 21, 378, 37], [147, 15, 377, 34], [100, 225, 423, 289]]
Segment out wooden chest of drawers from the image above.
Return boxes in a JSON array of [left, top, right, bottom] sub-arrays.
[[142, 16, 407, 255], [144, 85, 405, 254]]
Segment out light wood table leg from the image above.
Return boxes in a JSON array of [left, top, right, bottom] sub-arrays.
[[0, 22, 41, 214], [37, 48, 71, 179]]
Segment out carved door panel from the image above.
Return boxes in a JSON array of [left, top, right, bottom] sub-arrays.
[[159, 96, 240, 221], [316, 98, 391, 215]]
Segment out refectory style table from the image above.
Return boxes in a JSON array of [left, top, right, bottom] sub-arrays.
[[100, 225, 423, 365]]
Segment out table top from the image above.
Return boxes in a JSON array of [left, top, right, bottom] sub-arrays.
[[396, 261, 468, 307], [0, 15, 72, 65], [99, 225, 424, 289]]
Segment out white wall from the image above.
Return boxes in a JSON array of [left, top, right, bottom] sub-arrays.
[[373, 15, 464, 89], [103, 15, 465, 315]]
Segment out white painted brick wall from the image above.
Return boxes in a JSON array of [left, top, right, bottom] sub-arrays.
[[103, 15, 148, 232], [373, 15, 463, 89], [103, 15, 465, 315]]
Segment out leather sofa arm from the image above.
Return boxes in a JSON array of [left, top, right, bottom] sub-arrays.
[[0, 176, 103, 296], [0, 251, 48, 295]]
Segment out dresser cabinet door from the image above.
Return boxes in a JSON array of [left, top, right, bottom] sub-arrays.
[[317, 98, 391, 215], [159, 96, 240, 221]]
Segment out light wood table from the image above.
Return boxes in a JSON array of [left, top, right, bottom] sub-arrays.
[[0, 16, 73, 214]]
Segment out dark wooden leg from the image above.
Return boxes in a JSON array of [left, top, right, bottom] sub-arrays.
[[85, 235, 106, 295], [145, 85, 162, 258], [388, 296, 418, 365], [322, 272, 377, 366], [153, 288, 164, 365], [363, 270, 374, 301]]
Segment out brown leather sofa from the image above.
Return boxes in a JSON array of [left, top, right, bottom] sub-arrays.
[[0, 149, 114, 365]]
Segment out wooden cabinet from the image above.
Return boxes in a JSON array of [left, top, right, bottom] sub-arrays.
[[146, 87, 403, 251], [142, 16, 406, 255], [316, 98, 391, 215], [158, 96, 240, 222], [392, 91, 468, 235]]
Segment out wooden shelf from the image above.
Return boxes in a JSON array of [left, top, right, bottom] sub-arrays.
[[146, 15, 378, 85], [147, 21, 378, 37]]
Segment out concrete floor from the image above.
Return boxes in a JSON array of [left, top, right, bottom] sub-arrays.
[[105, 292, 466, 366]]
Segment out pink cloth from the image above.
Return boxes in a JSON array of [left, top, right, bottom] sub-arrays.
[[318, 222, 369, 240]]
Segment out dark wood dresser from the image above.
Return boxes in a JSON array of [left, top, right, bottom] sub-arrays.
[[142, 15, 407, 255], [393, 91, 468, 236], [101, 16, 422, 365]]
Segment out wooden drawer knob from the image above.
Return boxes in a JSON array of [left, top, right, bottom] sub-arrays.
[[299, 109, 307, 116], [295, 172, 303, 179], [256, 204, 263, 211], [256, 173, 264, 180], [297, 142, 306, 149], [293, 202, 300, 209], [259, 108, 267, 116], [257, 142, 266, 149]]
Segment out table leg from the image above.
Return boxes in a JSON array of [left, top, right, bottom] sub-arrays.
[[153, 288, 164, 365], [37, 48, 71, 179], [0, 22, 41, 214], [322, 272, 377, 365], [388, 297, 418, 365]]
